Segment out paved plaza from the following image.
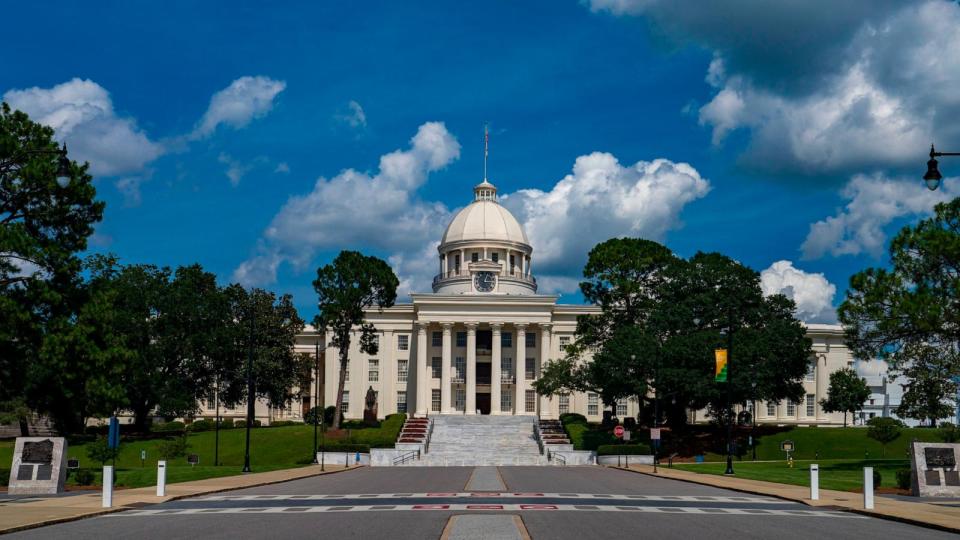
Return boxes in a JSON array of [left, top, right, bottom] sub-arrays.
[[4, 467, 955, 539]]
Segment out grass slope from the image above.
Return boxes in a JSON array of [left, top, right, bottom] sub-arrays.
[[673, 459, 908, 492]]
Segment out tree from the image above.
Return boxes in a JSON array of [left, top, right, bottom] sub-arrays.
[[86, 437, 120, 466], [313, 251, 398, 429], [840, 198, 960, 381], [819, 367, 870, 427], [891, 344, 959, 427], [866, 416, 903, 457], [0, 103, 104, 434]]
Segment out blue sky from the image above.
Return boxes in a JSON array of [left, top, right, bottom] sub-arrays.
[[5, 0, 960, 323]]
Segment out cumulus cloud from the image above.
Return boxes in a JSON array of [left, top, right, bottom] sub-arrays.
[[191, 76, 286, 139], [760, 260, 837, 323], [3, 78, 163, 177], [233, 121, 460, 288], [336, 100, 367, 129], [588, 0, 960, 175], [501, 152, 710, 282], [801, 173, 957, 260]]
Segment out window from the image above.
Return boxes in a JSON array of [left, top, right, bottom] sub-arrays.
[[431, 389, 441, 412], [616, 398, 628, 418], [456, 332, 467, 347], [341, 391, 349, 415], [455, 254, 461, 272], [368, 359, 379, 382], [471, 252, 479, 263], [510, 254, 516, 272], [492, 252, 499, 263], [526, 332, 536, 348], [431, 357, 441, 379], [805, 361, 816, 381], [455, 356, 465, 382], [397, 335, 409, 351], [525, 390, 536, 413], [588, 393, 598, 416], [432, 331, 442, 347], [766, 401, 776, 417], [525, 357, 536, 380], [806, 394, 815, 417], [501, 332, 512, 348], [456, 388, 466, 412], [396, 391, 407, 413], [397, 359, 408, 383], [786, 400, 796, 416], [501, 357, 513, 381], [868, 399, 874, 405], [559, 336, 570, 348], [559, 394, 570, 415], [501, 391, 512, 413]]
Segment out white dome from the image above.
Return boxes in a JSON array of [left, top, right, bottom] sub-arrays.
[[441, 199, 529, 246]]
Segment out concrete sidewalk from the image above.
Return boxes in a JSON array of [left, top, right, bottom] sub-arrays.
[[0, 464, 353, 535], [614, 464, 960, 534]]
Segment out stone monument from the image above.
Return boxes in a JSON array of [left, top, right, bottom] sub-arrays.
[[363, 386, 378, 425], [8, 437, 68, 495], [910, 441, 960, 497]]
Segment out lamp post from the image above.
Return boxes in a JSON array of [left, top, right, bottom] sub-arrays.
[[242, 294, 255, 474], [923, 144, 960, 191], [312, 339, 320, 465], [721, 322, 735, 476], [2, 142, 72, 185]]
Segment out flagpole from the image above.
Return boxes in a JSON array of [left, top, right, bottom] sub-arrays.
[[483, 123, 489, 182]]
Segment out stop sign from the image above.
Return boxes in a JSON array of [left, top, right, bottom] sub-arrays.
[[614, 425, 625, 438]]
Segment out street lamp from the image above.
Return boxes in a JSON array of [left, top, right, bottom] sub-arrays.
[[2, 142, 71, 186], [242, 294, 255, 473], [924, 144, 960, 191], [720, 323, 735, 476], [312, 338, 320, 465]]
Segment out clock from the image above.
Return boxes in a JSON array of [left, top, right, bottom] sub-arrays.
[[474, 271, 496, 292]]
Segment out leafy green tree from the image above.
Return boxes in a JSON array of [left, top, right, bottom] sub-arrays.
[[313, 251, 398, 429], [86, 436, 120, 466], [889, 344, 959, 427], [840, 198, 960, 377], [820, 367, 870, 427], [939, 422, 960, 443], [866, 416, 904, 457], [0, 103, 104, 434]]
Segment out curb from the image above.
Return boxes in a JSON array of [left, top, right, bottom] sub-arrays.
[[0, 466, 359, 536], [609, 465, 960, 535]]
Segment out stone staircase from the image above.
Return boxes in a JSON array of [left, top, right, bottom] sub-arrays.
[[410, 415, 547, 466], [0, 415, 57, 439]]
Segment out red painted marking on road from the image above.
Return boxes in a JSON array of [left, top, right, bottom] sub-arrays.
[[426, 493, 457, 497], [470, 492, 502, 497], [466, 505, 504, 510], [413, 504, 450, 510], [512, 493, 544, 497], [519, 504, 557, 510]]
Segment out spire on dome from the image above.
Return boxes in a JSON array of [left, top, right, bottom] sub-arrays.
[[475, 123, 497, 201]]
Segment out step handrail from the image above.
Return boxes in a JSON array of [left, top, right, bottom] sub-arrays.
[[393, 449, 421, 466]]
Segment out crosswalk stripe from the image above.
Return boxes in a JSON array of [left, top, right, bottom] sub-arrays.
[[192, 493, 791, 503]]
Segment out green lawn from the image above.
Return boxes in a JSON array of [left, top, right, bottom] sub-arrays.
[[673, 459, 908, 492], [0, 420, 399, 489]]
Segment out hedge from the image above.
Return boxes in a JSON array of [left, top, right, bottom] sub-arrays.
[[318, 443, 371, 453], [151, 421, 186, 433], [597, 444, 652, 456]]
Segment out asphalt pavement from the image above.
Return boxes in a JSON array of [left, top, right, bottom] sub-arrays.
[[4, 467, 955, 540]]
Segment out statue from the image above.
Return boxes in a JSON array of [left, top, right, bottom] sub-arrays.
[[363, 386, 378, 425]]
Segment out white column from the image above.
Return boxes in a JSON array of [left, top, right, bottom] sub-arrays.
[[516, 325, 526, 415], [815, 353, 828, 421], [491, 323, 502, 415], [539, 324, 552, 419], [415, 323, 428, 416], [466, 323, 477, 415], [441, 323, 453, 414]]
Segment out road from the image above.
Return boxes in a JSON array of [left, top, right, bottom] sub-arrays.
[[6, 467, 955, 539]]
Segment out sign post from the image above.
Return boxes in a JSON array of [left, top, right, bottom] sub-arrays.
[[102, 465, 113, 508], [614, 425, 625, 438], [156, 460, 166, 497], [140, 449, 146, 468], [651, 428, 661, 473], [810, 464, 819, 500], [864, 467, 874, 509]]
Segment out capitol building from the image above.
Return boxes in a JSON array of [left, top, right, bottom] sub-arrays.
[[203, 178, 857, 427]]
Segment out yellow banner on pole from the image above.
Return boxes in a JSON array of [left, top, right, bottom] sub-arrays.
[[715, 349, 728, 382]]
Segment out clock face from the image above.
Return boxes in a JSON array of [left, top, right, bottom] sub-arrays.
[[474, 271, 496, 292]]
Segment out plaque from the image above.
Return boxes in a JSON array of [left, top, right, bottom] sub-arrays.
[[22, 440, 54, 464], [925, 447, 956, 468], [946, 471, 960, 487], [8, 437, 68, 495], [911, 442, 960, 497]]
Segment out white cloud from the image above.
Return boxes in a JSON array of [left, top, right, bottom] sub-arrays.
[[3, 78, 163, 177], [760, 260, 837, 323], [801, 173, 956, 260], [218, 153, 254, 187], [233, 121, 460, 288], [114, 176, 148, 207], [501, 152, 710, 279], [192, 76, 286, 139], [274, 162, 290, 174], [589, 1, 960, 175], [336, 100, 367, 129]]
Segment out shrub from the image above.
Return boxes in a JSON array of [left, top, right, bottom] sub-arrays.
[[939, 422, 960, 443], [866, 417, 904, 457], [72, 469, 95, 486], [220, 418, 235, 429], [157, 436, 190, 460], [560, 413, 587, 425], [873, 469, 882, 488], [269, 420, 301, 427], [303, 406, 323, 425], [324, 406, 336, 425], [623, 417, 637, 430], [318, 443, 370, 453], [188, 419, 215, 432], [86, 437, 120, 465], [896, 469, 912, 490], [151, 421, 185, 433], [597, 444, 652, 456], [341, 419, 372, 429], [235, 419, 262, 428], [0, 469, 9, 486]]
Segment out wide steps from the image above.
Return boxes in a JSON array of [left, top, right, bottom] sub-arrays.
[[402, 415, 544, 466]]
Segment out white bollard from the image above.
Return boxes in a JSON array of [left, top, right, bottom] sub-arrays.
[[157, 460, 167, 496], [102, 465, 113, 508], [863, 466, 874, 509], [810, 464, 819, 500]]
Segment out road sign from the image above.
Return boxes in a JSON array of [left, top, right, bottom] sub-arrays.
[[780, 440, 794, 452], [623, 431, 631, 441], [67, 458, 79, 469], [187, 454, 200, 466], [651, 428, 661, 441], [614, 425, 625, 438]]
